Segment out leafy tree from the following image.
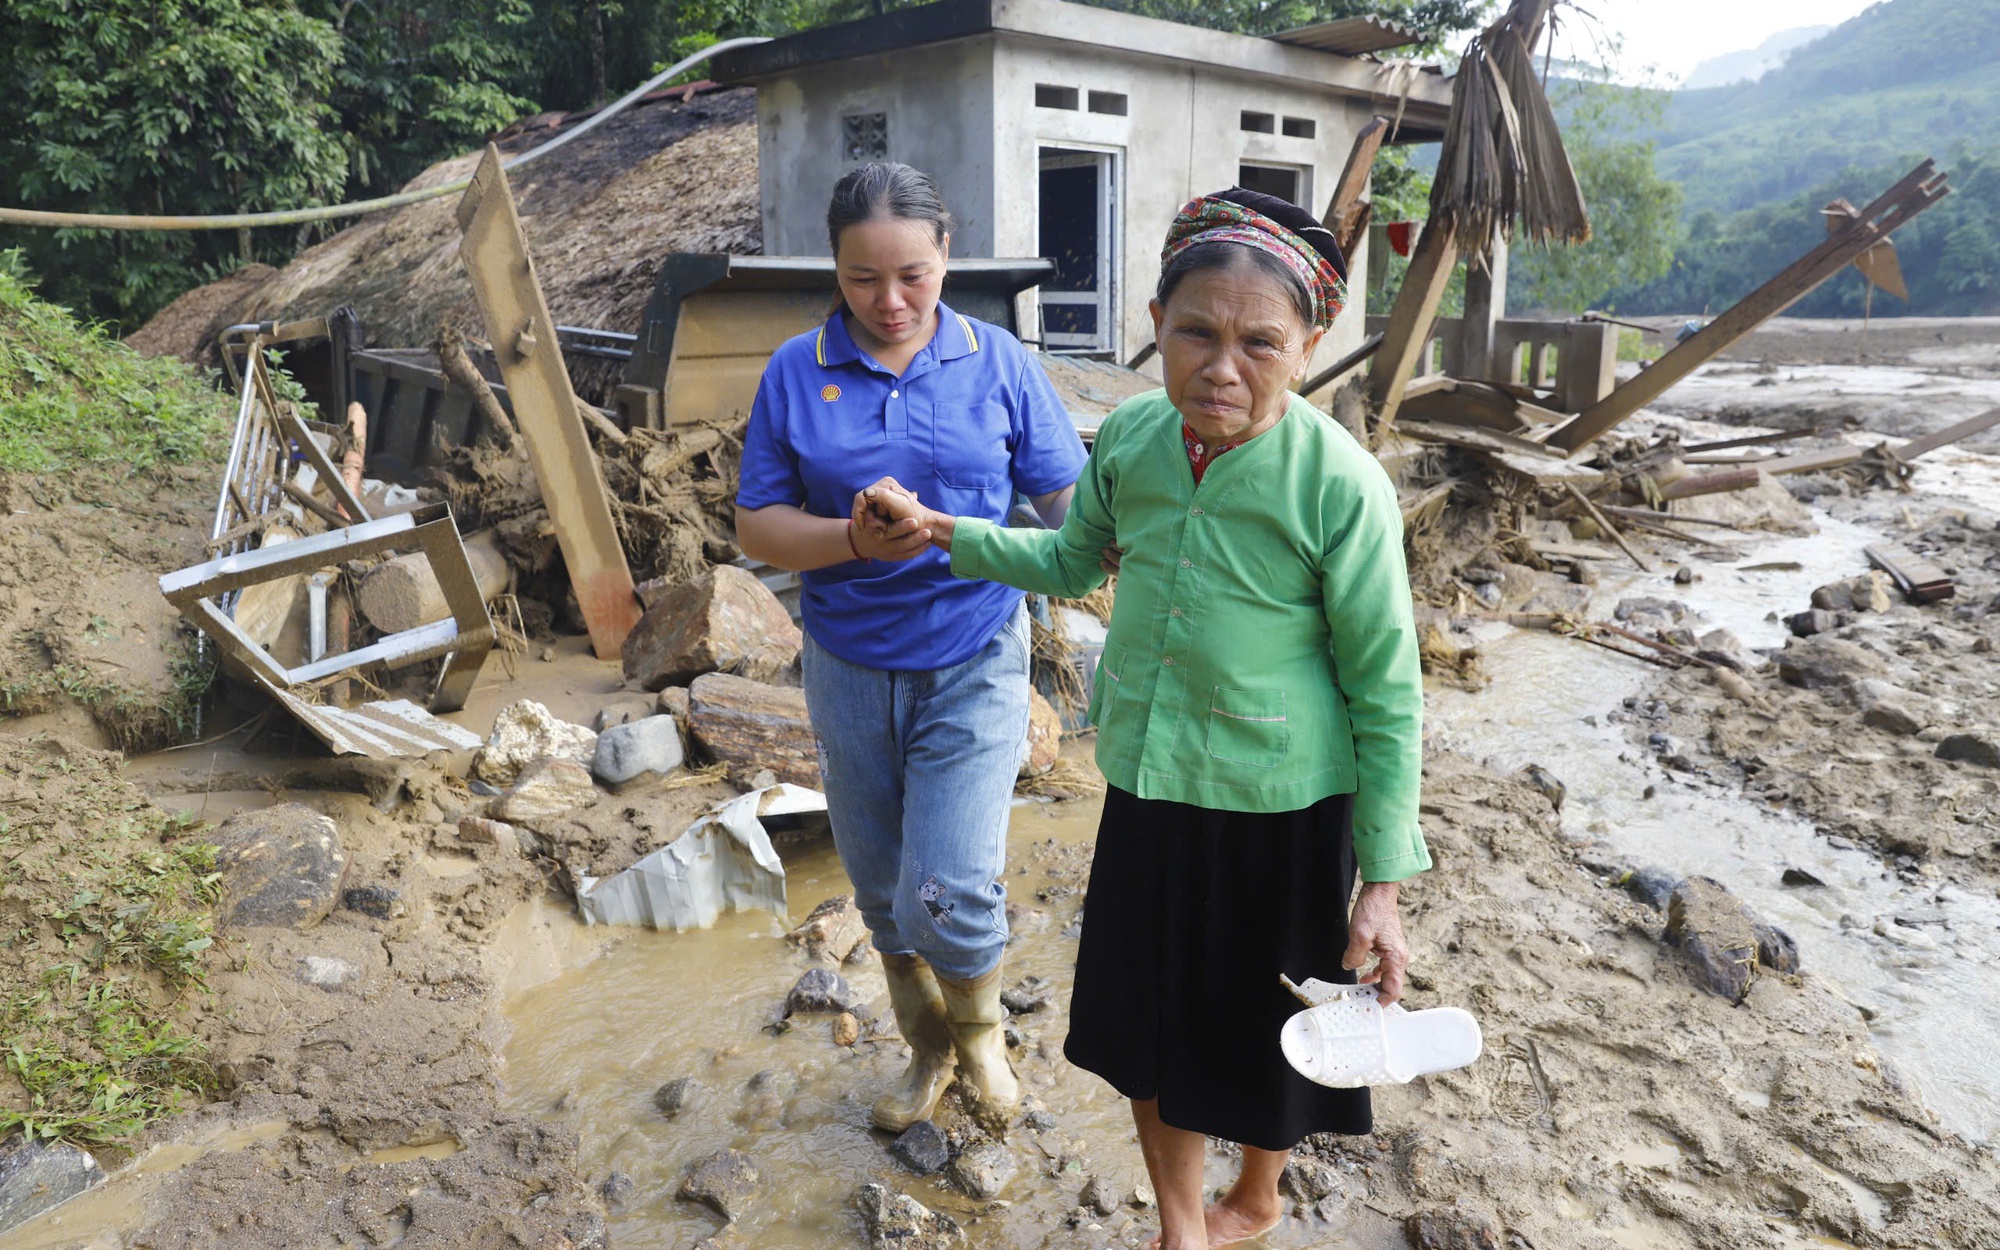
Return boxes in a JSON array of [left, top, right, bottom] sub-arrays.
[[1507, 77, 1682, 313], [0, 0, 349, 323]]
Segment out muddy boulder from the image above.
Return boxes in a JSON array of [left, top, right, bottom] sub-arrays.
[[1665, 876, 1801, 1002], [785, 967, 862, 1016], [492, 757, 598, 826], [677, 1148, 760, 1223], [0, 1134, 105, 1237], [592, 714, 685, 785], [474, 700, 597, 786], [653, 1076, 705, 1120], [857, 1183, 965, 1250], [948, 1141, 1017, 1200], [892, 1121, 951, 1175], [689, 673, 820, 788], [212, 803, 349, 930], [786, 895, 870, 965], [624, 564, 801, 691], [1776, 637, 1886, 690], [1936, 732, 2000, 769]]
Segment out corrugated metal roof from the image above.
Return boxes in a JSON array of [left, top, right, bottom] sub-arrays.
[[263, 683, 484, 758], [1270, 16, 1423, 57]]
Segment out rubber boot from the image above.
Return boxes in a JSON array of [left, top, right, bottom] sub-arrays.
[[935, 965, 1019, 1114], [872, 953, 958, 1132]]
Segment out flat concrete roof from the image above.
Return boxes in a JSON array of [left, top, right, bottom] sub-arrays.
[[713, 0, 1454, 134]]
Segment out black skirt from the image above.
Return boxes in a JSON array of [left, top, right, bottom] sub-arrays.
[[1063, 785, 1371, 1152]]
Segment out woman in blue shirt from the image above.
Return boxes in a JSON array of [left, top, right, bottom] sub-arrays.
[[735, 163, 1087, 1132]]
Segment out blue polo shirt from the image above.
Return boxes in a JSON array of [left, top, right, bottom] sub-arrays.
[[737, 302, 1087, 671]]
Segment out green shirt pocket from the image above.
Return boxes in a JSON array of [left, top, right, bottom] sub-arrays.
[[1090, 645, 1126, 730], [1206, 687, 1290, 769]]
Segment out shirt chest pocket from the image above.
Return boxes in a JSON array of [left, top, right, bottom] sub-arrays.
[[928, 400, 1012, 491], [1206, 687, 1289, 769]]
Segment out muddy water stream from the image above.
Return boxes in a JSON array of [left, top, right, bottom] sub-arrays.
[[1428, 506, 2000, 1144]]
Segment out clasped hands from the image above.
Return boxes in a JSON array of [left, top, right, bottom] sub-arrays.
[[847, 477, 1123, 572]]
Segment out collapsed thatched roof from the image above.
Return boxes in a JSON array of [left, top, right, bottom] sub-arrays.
[[130, 87, 760, 363]]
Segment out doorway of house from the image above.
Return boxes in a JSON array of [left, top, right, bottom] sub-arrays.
[[1238, 162, 1307, 207], [1038, 147, 1118, 353]]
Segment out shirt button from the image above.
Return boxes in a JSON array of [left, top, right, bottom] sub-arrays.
[[890, 390, 900, 398], [1170, 607, 1183, 618], [1162, 655, 1175, 666], [1190, 507, 1204, 516], [1179, 558, 1192, 568]]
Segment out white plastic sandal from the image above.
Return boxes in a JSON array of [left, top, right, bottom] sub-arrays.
[[1277, 975, 1483, 1088]]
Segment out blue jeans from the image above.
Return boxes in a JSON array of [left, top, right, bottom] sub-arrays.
[[802, 604, 1030, 980]]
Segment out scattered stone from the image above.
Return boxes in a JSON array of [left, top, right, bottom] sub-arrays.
[[1023, 1109, 1057, 1132], [1673, 565, 1694, 585], [832, 1012, 861, 1047], [1785, 608, 1844, 638], [593, 715, 686, 785], [600, 1171, 636, 1213], [1666, 876, 1801, 1002], [1281, 1157, 1339, 1204], [785, 895, 870, 965], [891, 1121, 952, 1175], [1613, 596, 1686, 624], [455, 816, 520, 855], [297, 955, 359, 989], [689, 673, 821, 788], [948, 1142, 1017, 1200], [624, 565, 802, 691], [1810, 580, 1854, 612], [658, 686, 692, 724], [473, 700, 598, 786], [492, 757, 599, 825], [1079, 1174, 1118, 1217], [1021, 688, 1061, 778], [856, 1183, 965, 1250], [212, 803, 349, 930], [1776, 637, 1885, 690], [341, 884, 403, 920], [1695, 628, 1756, 672], [1003, 1019, 1027, 1049], [786, 968, 861, 1016], [677, 1149, 759, 1223], [0, 1134, 105, 1236], [1622, 866, 1681, 911], [1937, 733, 2000, 769], [1781, 868, 1826, 888], [1001, 975, 1054, 1015], [1849, 571, 1894, 614], [1406, 1203, 1505, 1250], [1128, 1181, 1156, 1209], [1516, 764, 1565, 812], [594, 696, 658, 732], [1863, 702, 1926, 736], [653, 1077, 704, 1120]]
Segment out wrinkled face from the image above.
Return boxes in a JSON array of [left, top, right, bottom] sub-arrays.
[[1150, 255, 1323, 445], [834, 215, 949, 350]]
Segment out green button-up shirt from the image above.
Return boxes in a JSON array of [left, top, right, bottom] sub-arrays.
[[952, 389, 1429, 882]]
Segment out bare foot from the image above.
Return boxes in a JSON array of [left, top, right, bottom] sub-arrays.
[[1203, 1194, 1283, 1248]]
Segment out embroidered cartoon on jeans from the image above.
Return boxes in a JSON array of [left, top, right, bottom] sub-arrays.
[[918, 876, 955, 922]]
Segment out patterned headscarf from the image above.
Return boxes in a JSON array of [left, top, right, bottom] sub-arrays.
[[1161, 192, 1347, 329]]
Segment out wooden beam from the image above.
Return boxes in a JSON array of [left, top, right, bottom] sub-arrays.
[[1298, 332, 1383, 400], [456, 145, 641, 660], [1321, 117, 1388, 255], [1565, 482, 1652, 572], [1865, 543, 1954, 603], [1895, 405, 2000, 461], [1368, 224, 1459, 427], [1548, 161, 1949, 455]]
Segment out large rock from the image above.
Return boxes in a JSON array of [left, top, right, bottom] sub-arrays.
[[786, 895, 870, 964], [653, 1076, 704, 1120], [1020, 688, 1061, 778], [689, 673, 820, 788], [0, 1134, 105, 1236], [1776, 637, 1885, 690], [1936, 733, 2000, 769], [212, 803, 348, 930], [856, 1183, 965, 1250], [473, 700, 598, 786], [1665, 876, 1801, 1002], [1406, 1204, 1505, 1250], [891, 1121, 951, 1176], [623, 565, 802, 691], [492, 757, 599, 825], [785, 968, 861, 1016], [677, 1148, 759, 1223], [593, 715, 686, 785], [947, 1142, 1017, 1200]]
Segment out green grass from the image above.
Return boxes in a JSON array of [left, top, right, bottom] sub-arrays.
[[1617, 327, 1667, 363], [0, 251, 230, 475]]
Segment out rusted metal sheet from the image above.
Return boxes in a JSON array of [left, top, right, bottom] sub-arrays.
[[456, 143, 641, 660], [161, 503, 495, 713], [259, 682, 484, 758], [1270, 16, 1422, 56]]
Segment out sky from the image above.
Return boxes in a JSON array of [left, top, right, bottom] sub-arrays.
[[1547, 0, 1882, 85]]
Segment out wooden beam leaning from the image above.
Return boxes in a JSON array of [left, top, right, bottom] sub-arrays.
[[1895, 405, 2000, 461], [1320, 117, 1389, 258], [456, 144, 641, 659], [1548, 161, 1950, 455], [1367, 224, 1459, 428]]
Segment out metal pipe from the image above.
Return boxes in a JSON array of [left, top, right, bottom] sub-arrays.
[[0, 38, 769, 232]]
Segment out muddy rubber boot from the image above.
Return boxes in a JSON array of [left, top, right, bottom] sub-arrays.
[[935, 965, 1019, 1116], [872, 953, 958, 1132]]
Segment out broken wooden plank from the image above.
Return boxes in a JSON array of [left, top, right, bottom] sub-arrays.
[[1564, 482, 1652, 572], [1548, 160, 1950, 454], [1481, 452, 1606, 488], [457, 144, 641, 660], [1530, 540, 1620, 562], [1865, 543, 1955, 603], [1398, 419, 1563, 459], [1682, 429, 1814, 454], [1321, 117, 1388, 257], [1368, 224, 1459, 426], [1894, 405, 2000, 461], [1757, 445, 1869, 476], [1657, 468, 1763, 501], [1299, 332, 1383, 400], [1399, 480, 1456, 530]]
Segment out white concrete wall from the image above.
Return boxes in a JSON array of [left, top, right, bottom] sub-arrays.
[[755, 41, 998, 258]]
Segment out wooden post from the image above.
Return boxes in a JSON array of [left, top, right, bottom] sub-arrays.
[[1320, 117, 1388, 259], [1456, 231, 1507, 384], [1368, 223, 1459, 428], [456, 145, 641, 659]]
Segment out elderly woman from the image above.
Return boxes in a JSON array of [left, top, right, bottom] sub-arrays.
[[865, 187, 1427, 1249]]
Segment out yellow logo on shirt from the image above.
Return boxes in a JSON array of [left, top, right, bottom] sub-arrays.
[[820, 384, 841, 402]]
